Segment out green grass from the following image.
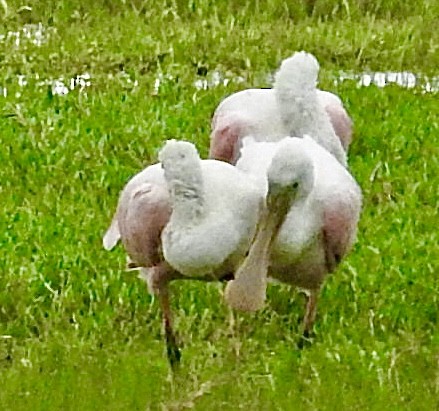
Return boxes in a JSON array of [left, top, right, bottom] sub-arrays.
[[1, 1, 438, 410]]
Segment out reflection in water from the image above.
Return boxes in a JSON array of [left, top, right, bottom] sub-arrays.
[[152, 72, 184, 95], [52, 80, 69, 96], [17, 75, 28, 87]]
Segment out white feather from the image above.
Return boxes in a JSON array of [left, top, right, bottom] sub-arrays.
[[159, 140, 264, 278]]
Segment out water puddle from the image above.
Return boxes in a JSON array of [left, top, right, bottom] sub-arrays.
[[335, 71, 438, 93], [49, 71, 138, 96], [0, 70, 144, 98], [151, 73, 174, 95], [0, 23, 55, 48], [192, 70, 438, 93], [1, 23, 437, 96], [107, 71, 139, 91], [1, 25, 437, 102], [1, 73, 92, 98], [51, 73, 92, 95], [1, 70, 438, 99], [193, 70, 245, 91]]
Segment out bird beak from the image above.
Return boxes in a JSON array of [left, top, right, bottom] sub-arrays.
[[224, 189, 289, 312]]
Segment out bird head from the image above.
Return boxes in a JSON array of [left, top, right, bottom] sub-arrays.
[[159, 140, 204, 201], [159, 139, 199, 167], [274, 51, 320, 92], [159, 140, 201, 178], [266, 137, 315, 215]]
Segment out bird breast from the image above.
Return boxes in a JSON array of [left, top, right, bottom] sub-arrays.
[[161, 161, 262, 279], [273, 197, 322, 261]]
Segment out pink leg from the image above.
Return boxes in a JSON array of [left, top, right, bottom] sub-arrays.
[[147, 263, 181, 369], [303, 289, 319, 337], [298, 289, 319, 349], [158, 285, 181, 368]]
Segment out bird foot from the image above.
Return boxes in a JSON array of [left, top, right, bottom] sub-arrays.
[[167, 344, 181, 370], [297, 329, 314, 350], [165, 329, 181, 370]]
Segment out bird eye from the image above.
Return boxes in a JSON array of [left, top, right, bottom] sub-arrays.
[[292, 182, 299, 189]]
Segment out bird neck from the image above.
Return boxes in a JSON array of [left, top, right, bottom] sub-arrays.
[[277, 89, 346, 166], [280, 89, 329, 135], [166, 170, 205, 224]]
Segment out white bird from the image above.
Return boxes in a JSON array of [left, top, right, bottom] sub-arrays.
[[158, 140, 263, 279], [103, 139, 263, 367], [209, 51, 351, 165], [225, 136, 362, 340]]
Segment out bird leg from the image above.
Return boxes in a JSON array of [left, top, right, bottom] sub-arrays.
[[158, 285, 181, 369], [303, 289, 319, 339], [297, 289, 319, 349], [144, 263, 181, 369]]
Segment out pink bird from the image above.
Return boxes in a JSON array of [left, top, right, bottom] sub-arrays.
[[223, 52, 362, 341], [103, 52, 359, 364], [103, 140, 263, 367], [209, 52, 352, 165], [225, 135, 362, 342], [102, 159, 181, 363]]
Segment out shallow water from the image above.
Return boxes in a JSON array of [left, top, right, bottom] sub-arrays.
[[1, 23, 437, 96], [51, 73, 92, 95], [127, 69, 439, 95], [335, 71, 438, 93], [193, 70, 245, 91], [1, 70, 437, 99], [0, 73, 92, 98], [0, 23, 55, 48], [197, 71, 439, 93], [1, 22, 437, 101]]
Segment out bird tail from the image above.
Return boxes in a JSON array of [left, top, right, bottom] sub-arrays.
[[103, 216, 120, 250]]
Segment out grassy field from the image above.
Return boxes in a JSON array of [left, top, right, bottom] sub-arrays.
[[1, 1, 438, 410]]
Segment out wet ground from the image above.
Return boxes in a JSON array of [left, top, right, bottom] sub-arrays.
[[1, 23, 437, 98]]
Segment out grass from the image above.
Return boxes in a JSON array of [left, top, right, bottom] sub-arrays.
[[1, 1, 438, 409]]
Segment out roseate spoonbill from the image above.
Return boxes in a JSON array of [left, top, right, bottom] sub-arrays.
[[209, 51, 351, 165], [158, 140, 263, 278], [103, 140, 263, 367], [225, 136, 362, 341]]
